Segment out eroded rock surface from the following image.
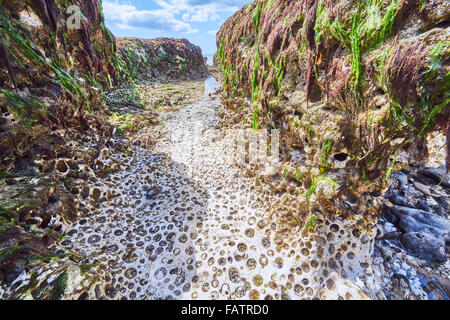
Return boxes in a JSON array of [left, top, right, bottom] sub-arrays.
[[0, 0, 207, 294], [214, 0, 449, 299], [0, 0, 119, 287], [0, 79, 385, 300], [116, 38, 208, 83], [0, 0, 448, 300]]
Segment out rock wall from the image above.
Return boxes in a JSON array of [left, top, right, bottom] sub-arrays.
[[0, 0, 118, 169], [0, 0, 119, 286], [215, 0, 449, 298], [0, 0, 207, 287], [116, 37, 208, 83]]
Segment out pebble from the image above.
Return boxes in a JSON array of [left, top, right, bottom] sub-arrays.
[[391, 172, 408, 187], [390, 195, 409, 207], [146, 186, 162, 199], [413, 182, 432, 196]]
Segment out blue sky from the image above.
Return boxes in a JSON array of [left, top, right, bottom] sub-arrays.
[[102, 0, 252, 54]]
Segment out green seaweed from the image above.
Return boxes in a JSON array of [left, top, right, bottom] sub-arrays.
[[0, 10, 90, 111], [385, 148, 399, 181], [0, 245, 23, 261], [320, 139, 334, 174], [325, 0, 398, 100], [79, 262, 100, 274], [419, 0, 427, 10], [314, 0, 330, 44], [252, 110, 259, 131], [265, 0, 276, 10], [305, 214, 318, 231], [270, 56, 285, 95], [252, 3, 262, 30], [294, 170, 304, 182], [372, 46, 391, 88], [27, 253, 60, 264], [251, 33, 263, 102], [385, 40, 450, 137], [305, 176, 338, 204], [0, 204, 16, 232], [51, 270, 68, 300], [0, 89, 46, 128]]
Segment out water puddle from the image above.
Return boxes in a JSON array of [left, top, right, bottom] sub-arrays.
[[203, 77, 220, 97]]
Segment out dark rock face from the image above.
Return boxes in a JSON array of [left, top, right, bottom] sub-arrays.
[[392, 205, 450, 238], [381, 165, 450, 263], [418, 167, 450, 189], [116, 37, 208, 82], [375, 164, 449, 299], [401, 232, 446, 263], [0, 0, 117, 166], [0, 227, 53, 285]]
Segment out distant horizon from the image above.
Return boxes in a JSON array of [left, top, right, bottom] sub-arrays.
[[102, 0, 252, 55]]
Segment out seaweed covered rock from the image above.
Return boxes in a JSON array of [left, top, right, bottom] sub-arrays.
[[0, 0, 118, 172], [116, 37, 208, 83], [215, 0, 449, 298], [0, 0, 120, 286], [0, 0, 118, 118]]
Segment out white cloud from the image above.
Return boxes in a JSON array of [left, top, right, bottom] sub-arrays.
[[182, 5, 220, 22], [155, 0, 248, 22], [206, 29, 218, 34], [161, 0, 248, 8], [116, 23, 134, 30], [103, 1, 199, 34], [102, 0, 250, 34]]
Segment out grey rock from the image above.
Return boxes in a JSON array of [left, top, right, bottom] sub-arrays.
[[433, 196, 449, 216], [402, 187, 425, 201], [376, 243, 393, 262], [3, 258, 27, 285], [416, 200, 432, 212], [392, 205, 450, 241], [382, 205, 399, 225], [401, 232, 447, 263], [392, 273, 410, 288], [413, 182, 432, 196], [428, 289, 448, 300], [391, 172, 408, 188], [418, 167, 450, 189], [12, 258, 26, 274], [376, 225, 385, 239], [383, 231, 402, 240], [378, 220, 402, 240], [390, 195, 409, 207]]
